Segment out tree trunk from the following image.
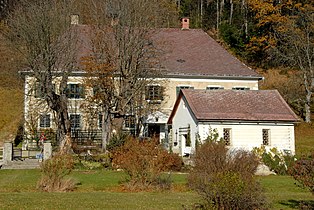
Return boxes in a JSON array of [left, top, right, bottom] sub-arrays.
[[229, 0, 233, 24], [216, 0, 219, 31], [303, 73, 312, 123], [101, 107, 112, 151], [305, 94, 311, 123], [55, 98, 72, 154]]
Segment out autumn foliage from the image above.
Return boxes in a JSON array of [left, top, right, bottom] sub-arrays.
[[289, 153, 314, 195], [111, 137, 183, 191], [188, 141, 268, 209], [37, 154, 76, 192]]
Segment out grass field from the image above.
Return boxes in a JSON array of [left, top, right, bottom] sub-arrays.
[[0, 170, 313, 209]]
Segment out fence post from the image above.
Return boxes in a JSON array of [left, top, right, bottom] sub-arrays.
[[43, 143, 52, 160], [3, 142, 13, 164]]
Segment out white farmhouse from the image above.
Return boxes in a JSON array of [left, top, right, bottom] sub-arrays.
[[167, 89, 299, 156]]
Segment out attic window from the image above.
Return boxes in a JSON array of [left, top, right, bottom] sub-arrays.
[[176, 85, 194, 97], [232, 87, 250, 90], [206, 86, 224, 90]]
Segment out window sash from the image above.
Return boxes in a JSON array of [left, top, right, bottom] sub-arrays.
[[39, 114, 51, 128], [124, 115, 135, 128], [262, 129, 270, 145], [145, 85, 162, 101], [232, 87, 250, 90], [66, 84, 85, 99], [70, 114, 81, 129], [223, 128, 231, 146], [206, 86, 224, 90], [176, 86, 194, 96]]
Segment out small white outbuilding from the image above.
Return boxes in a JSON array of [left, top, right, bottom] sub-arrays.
[[167, 89, 300, 156]]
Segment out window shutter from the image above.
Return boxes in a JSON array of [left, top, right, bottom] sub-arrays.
[[176, 86, 180, 97], [145, 86, 149, 100]]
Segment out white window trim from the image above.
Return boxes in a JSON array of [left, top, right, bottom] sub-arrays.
[[69, 113, 82, 130], [39, 113, 51, 128], [66, 83, 85, 100], [145, 84, 162, 102]]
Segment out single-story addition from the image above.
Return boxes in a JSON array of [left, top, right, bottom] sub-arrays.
[[167, 89, 300, 156]]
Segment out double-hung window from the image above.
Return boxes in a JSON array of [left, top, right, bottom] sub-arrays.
[[39, 114, 51, 128], [66, 84, 85, 99], [70, 114, 81, 130], [34, 82, 55, 98], [124, 115, 135, 129], [145, 85, 163, 102]]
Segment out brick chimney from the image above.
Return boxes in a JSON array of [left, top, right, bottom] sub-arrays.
[[71, 14, 79, 25], [181, 18, 189, 30]]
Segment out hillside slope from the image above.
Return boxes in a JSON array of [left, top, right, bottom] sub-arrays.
[[0, 34, 23, 146]]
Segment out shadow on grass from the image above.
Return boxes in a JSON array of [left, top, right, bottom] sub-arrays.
[[279, 200, 314, 209]]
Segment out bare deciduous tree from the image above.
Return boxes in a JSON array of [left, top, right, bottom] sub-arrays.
[[4, 0, 78, 153], [82, 0, 174, 151], [273, 4, 314, 123]]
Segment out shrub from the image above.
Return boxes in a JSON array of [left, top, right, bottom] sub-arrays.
[[74, 153, 112, 170], [188, 141, 268, 209], [289, 153, 314, 194], [112, 137, 183, 191], [37, 154, 76, 192], [253, 146, 295, 175], [107, 131, 129, 151]]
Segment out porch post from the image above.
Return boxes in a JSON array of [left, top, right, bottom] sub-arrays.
[[43, 143, 52, 160], [3, 142, 13, 164]]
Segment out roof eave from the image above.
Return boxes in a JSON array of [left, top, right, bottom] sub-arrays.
[[164, 73, 263, 81], [197, 119, 300, 124]]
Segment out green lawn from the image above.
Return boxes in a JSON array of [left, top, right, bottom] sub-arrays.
[[295, 123, 314, 157], [0, 170, 313, 209]]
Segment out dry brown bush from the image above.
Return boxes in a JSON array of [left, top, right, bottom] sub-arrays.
[[37, 154, 76, 192], [188, 141, 268, 209], [112, 137, 183, 191]]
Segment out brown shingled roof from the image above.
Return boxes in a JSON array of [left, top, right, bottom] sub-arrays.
[[151, 29, 261, 78], [168, 89, 299, 123], [74, 26, 261, 78]]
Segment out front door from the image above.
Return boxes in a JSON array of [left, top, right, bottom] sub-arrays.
[[148, 124, 160, 139]]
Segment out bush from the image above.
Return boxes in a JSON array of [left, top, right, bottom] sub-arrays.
[[74, 153, 112, 170], [107, 131, 129, 151], [37, 154, 76, 192], [253, 146, 295, 175], [112, 137, 183, 191], [188, 141, 268, 209], [289, 153, 314, 194]]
